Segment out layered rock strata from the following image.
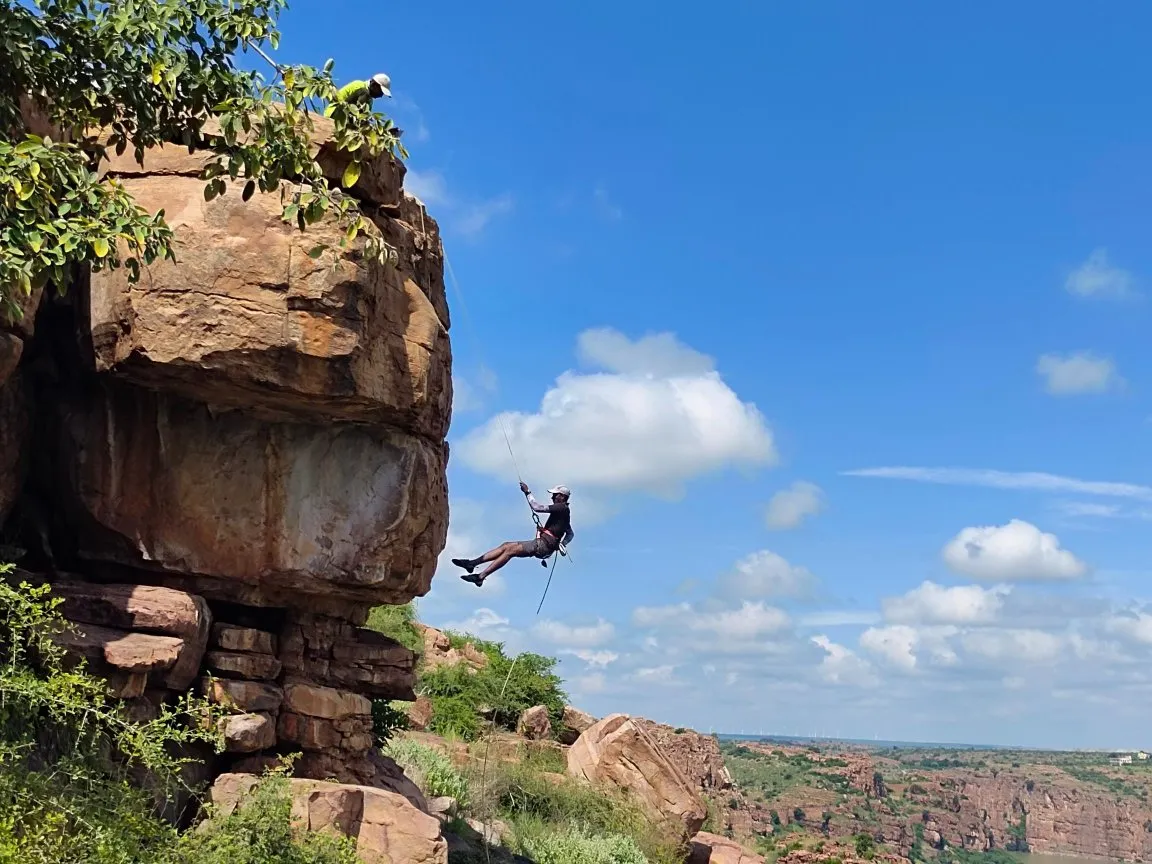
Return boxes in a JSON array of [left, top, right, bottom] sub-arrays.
[[0, 118, 450, 792]]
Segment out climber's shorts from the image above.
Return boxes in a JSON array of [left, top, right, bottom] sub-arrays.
[[517, 537, 558, 559]]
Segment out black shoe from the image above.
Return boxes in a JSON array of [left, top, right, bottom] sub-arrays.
[[461, 573, 485, 586], [452, 558, 475, 573]]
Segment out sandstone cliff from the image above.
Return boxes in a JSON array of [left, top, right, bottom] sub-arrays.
[[0, 117, 450, 791]]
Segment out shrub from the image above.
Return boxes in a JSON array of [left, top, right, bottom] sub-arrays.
[[174, 769, 359, 864], [472, 761, 681, 864], [382, 737, 469, 808], [364, 603, 423, 656], [417, 636, 568, 739], [370, 699, 410, 744], [512, 823, 648, 864]]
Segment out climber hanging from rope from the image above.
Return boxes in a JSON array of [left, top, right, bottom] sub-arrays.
[[452, 482, 573, 587]]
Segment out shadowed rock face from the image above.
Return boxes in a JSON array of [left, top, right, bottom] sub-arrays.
[[567, 713, 707, 843], [0, 118, 451, 790]]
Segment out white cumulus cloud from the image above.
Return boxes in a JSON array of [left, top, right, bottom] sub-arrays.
[[883, 581, 1009, 625], [1106, 612, 1152, 645], [456, 328, 776, 495], [812, 635, 879, 687], [765, 481, 826, 530], [1065, 248, 1136, 299], [718, 550, 816, 599], [1036, 352, 1122, 395], [942, 519, 1088, 582], [859, 625, 959, 672], [532, 618, 615, 648], [962, 629, 1063, 664]]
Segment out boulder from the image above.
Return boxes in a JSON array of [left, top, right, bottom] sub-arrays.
[[210, 773, 447, 864], [558, 705, 596, 745], [219, 713, 277, 753], [87, 164, 451, 441], [418, 624, 488, 671], [406, 695, 434, 732], [635, 718, 732, 792], [567, 713, 706, 841], [689, 831, 766, 864], [58, 379, 448, 609], [51, 582, 211, 690], [202, 678, 284, 713], [206, 650, 282, 681], [517, 705, 552, 741], [284, 681, 372, 720], [211, 623, 276, 655], [57, 623, 184, 674]]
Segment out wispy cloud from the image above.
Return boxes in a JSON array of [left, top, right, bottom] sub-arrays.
[[1065, 248, 1137, 299], [1036, 351, 1123, 396], [593, 183, 623, 221], [401, 169, 512, 238], [457, 192, 515, 238], [842, 467, 1152, 501], [798, 610, 882, 627]]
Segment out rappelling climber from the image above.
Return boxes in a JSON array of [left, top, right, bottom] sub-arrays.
[[452, 482, 574, 587], [324, 73, 392, 115]]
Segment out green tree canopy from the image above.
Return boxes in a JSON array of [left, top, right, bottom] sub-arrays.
[[0, 0, 406, 321]]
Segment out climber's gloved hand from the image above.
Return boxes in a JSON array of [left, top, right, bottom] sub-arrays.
[[519, 481, 530, 495]]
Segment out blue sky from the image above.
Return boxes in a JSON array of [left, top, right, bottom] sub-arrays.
[[275, 2, 1152, 748]]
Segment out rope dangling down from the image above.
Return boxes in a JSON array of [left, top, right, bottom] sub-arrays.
[[420, 233, 575, 862]]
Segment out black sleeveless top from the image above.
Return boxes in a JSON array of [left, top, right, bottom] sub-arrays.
[[541, 503, 571, 543]]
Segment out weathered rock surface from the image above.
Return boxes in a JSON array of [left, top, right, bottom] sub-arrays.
[[558, 705, 596, 745], [2, 111, 449, 828], [405, 695, 434, 731], [59, 378, 447, 609], [567, 713, 706, 841], [635, 718, 732, 792], [52, 581, 211, 690], [210, 772, 447, 864], [90, 151, 451, 442], [689, 831, 766, 864], [219, 712, 277, 753], [517, 705, 552, 741], [418, 623, 488, 671]]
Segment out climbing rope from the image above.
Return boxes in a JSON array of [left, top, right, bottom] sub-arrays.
[[410, 212, 574, 861]]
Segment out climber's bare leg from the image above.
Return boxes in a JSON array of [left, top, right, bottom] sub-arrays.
[[454, 541, 530, 585]]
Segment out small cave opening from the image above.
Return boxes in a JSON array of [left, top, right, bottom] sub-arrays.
[[208, 599, 288, 634]]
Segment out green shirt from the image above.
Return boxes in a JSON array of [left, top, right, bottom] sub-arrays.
[[335, 80, 372, 103]]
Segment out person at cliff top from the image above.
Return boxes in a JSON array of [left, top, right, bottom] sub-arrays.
[[324, 73, 392, 115], [452, 482, 573, 586]]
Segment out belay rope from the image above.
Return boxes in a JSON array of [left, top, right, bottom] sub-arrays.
[[416, 220, 571, 860]]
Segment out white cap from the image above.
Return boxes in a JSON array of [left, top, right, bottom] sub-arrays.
[[370, 73, 392, 97], [548, 485, 571, 497]]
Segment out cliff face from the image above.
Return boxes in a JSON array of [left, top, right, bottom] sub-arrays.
[[902, 771, 1152, 861], [0, 120, 451, 789]]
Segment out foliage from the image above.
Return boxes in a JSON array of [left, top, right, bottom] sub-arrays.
[[0, 570, 364, 862], [382, 737, 470, 808], [0, 0, 407, 321], [0, 574, 223, 783], [370, 699, 410, 744], [853, 832, 875, 859], [365, 602, 423, 656], [418, 634, 567, 741], [509, 822, 648, 864], [471, 761, 681, 864], [174, 769, 359, 864]]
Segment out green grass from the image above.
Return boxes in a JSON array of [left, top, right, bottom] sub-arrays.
[[383, 737, 470, 808], [365, 602, 423, 655]]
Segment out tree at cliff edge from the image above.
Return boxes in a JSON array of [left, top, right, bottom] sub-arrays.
[[0, 0, 405, 322]]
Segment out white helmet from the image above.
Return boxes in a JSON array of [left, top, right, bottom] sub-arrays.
[[548, 485, 571, 497], [370, 73, 392, 98]]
